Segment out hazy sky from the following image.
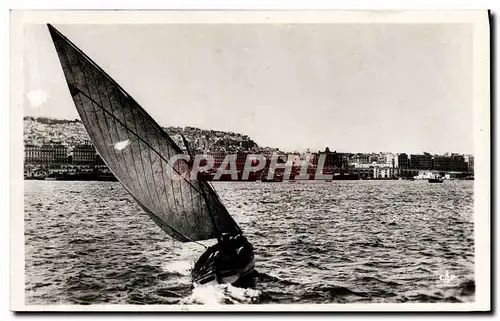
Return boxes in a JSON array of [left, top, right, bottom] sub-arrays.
[[23, 23, 473, 154]]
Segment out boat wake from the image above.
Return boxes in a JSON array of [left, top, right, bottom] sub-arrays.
[[181, 283, 261, 305], [162, 260, 261, 304], [162, 260, 193, 277]]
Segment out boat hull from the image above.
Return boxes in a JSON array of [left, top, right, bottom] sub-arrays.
[[191, 235, 255, 286], [193, 257, 255, 286]]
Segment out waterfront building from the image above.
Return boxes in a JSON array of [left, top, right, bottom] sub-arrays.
[[393, 154, 399, 168], [310, 153, 319, 167], [433, 155, 454, 171], [24, 168, 47, 179], [353, 167, 374, 179], [464, 154, 474, 172], [397, 153, 409, 169], [377, 153, 387, 165], [384, 153, 397, 168], [351, 163, 372, 169], [53, 144, 68, 165], [25, 144, 68, 165], [368, 154, 379, 164], [410, 153, 432, 170], [25, 144, 41, 164], [399, 168, 420, 178], [236, 152, 249, 171], [73, 144, 97, 165], [207, 151, 227, 169], [95, 154, 106, 166], [373, 166, 396, 179], [319, 148, 347, 169], [451, 154, 467, 172], [353, 153, 370, 164]]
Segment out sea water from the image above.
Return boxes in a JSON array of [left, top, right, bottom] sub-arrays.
[[24, 180, 474, 304]]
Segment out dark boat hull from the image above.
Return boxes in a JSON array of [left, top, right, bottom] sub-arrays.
[[193, 257, 255, 286], [192, 235, 255, 286], [428, 178, 444, 183]]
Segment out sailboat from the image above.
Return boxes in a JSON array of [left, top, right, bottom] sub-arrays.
[[46, 24, 255, 286]]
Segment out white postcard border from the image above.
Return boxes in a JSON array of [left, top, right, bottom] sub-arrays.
[[9, 9, 491, 312]]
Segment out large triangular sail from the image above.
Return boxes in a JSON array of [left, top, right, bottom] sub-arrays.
[[47, 24, 241, 242]]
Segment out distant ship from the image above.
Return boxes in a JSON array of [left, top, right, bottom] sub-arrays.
[[428, 175, 444, 183]]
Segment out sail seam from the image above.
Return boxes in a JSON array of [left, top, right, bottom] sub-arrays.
[[127, 101, 163, 219], [73, 47, 128, 189], [100, 67, 141, 197], [141, 124, 166, 217], [61, 39, 120, 189], [153, 130, 176, 233], [87, 59, 139, 197], [137, 110, 180, 233], [182, 136, 209, 236], [182, 138, 218, 237]]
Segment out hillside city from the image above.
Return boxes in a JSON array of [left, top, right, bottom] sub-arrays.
[[23, 117, 474, 181]]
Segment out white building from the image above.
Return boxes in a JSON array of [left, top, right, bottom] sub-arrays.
[[373, 166, 396, 179]]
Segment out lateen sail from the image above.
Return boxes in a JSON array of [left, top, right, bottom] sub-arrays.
[[47, 24, 241, 242]]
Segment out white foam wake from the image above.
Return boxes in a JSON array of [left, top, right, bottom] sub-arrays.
[[162, 260, 193, 276], [182, 284, 261, 305]]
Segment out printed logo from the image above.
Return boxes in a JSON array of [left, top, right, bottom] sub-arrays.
[[438, 270, 457, 283]]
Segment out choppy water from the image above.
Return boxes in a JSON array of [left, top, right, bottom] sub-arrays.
[[24, 180, 475, 305]]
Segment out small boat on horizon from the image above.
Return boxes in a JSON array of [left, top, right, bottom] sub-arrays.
[[428, 175, 444, 183]]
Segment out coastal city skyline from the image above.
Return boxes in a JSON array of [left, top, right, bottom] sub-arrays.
[[24, 23, 473, 155], [23, 116, 474, 182], [23, 116, 473, 156]]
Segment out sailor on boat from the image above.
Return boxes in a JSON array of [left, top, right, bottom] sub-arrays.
[[192, 233, 255, 285], [46, 24, 255, 287]]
